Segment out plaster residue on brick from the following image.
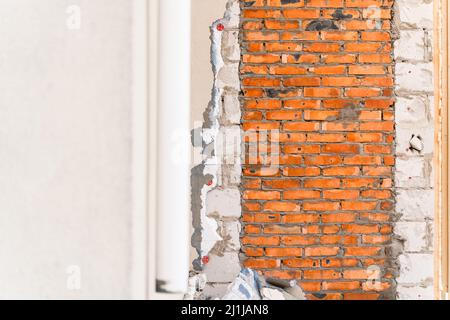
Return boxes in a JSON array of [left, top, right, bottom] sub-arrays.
[[393, 0, 435, 300], [187, 0, 242, 300]]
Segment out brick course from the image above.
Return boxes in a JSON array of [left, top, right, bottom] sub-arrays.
[[240, 0, 395, 300]]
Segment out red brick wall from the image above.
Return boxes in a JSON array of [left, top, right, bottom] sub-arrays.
[[240, 0, 395, 300]]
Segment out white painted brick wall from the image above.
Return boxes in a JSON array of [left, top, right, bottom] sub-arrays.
[[394, 0, 435, 300]]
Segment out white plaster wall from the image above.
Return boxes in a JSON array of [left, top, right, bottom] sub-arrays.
[[394, 0, 435, 300], [190, 0, 229, 267], [191, 0, 229, 128], [0, 0, 133, 299]]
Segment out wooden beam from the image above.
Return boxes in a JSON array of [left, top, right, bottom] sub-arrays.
[[434, 0, 449, 300]]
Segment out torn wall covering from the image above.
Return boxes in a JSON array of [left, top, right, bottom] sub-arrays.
[[189, 0, 437, 300]]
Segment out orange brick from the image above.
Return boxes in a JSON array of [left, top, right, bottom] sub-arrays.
[[324, 54, 357, 63], [303, 43, 341, 52], [304, 88, 341, 97], [284, 190, 321, 199], [304, 110, 340, 120], [349, 65, 385, 75], [264, 225, 302, 234], [361, 190, 391, 199], [303, 202, 340, 211], [323, 281, 360, 291], [263, 201, 301, 212], [308, 134, 346, 143], [303, 269, 341, 279], [307, 0, 343, 7], [243, 190, 281, 200], [284, 100, 321, 109], [266, 110, 302, 120], [264, 270, 303, 280], [245, 31, 279, 41], [283, 77, 321, 86], [343, 293, 380, 300], [244, 259, 280, 269], [323, 166, 360, 176], [362, 235, 390, 244], [321, 31, 358, 41], [267, 0, 305, 6], [341, 201, 377, 211], [322, 213, 357, 223], [345, 247, 383, 257], [310, 66, 346, 74], [266, 247, 302, 257], [265, 20, 300, 29], [243, 77, 281, 88], [281, 236, 318, 246], [266, 43, 302, 52], [263, 179, 301, 189], [344, 42, 382, 52], [342, 224, 379, 234], [324, 190, 359, 199], [243, 54, 281, 64], [304, 155, 342, 165], [283, 167, 321, 176], [345, 0, 383, 8], [281, 31, 319, 41], [322, 76, 360, 86], [283, 9, 320, 18], [299, 282, 322, 292], [242, 21, 264, 30], [283, 122, 321, 131], [242, 10, 282, 19], [244, 247, 264, 257], [242, 236, 280, 246], [361, 31, 391, 41], [322, 144, 359, 154], [304, 178, 340, 188]]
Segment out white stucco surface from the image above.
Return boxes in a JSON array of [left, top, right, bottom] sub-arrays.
[[0, 0, 133, 299]]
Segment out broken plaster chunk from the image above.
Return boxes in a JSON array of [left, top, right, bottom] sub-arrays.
[[409, 135, 424, 152], [396, 128, 433, 156], [204, 252, 241, 283], [206, 187, 241, 218]]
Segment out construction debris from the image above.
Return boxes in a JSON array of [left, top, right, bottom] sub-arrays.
[[222, 269, 306, 300]]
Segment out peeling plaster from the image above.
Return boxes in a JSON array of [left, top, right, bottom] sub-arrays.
[[187, 0, 241, 300]]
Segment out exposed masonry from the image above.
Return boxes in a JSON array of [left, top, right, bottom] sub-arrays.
[[188, 0, 243, 299], [394, 0, 435, 300], [240, 0, 396, 300]]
